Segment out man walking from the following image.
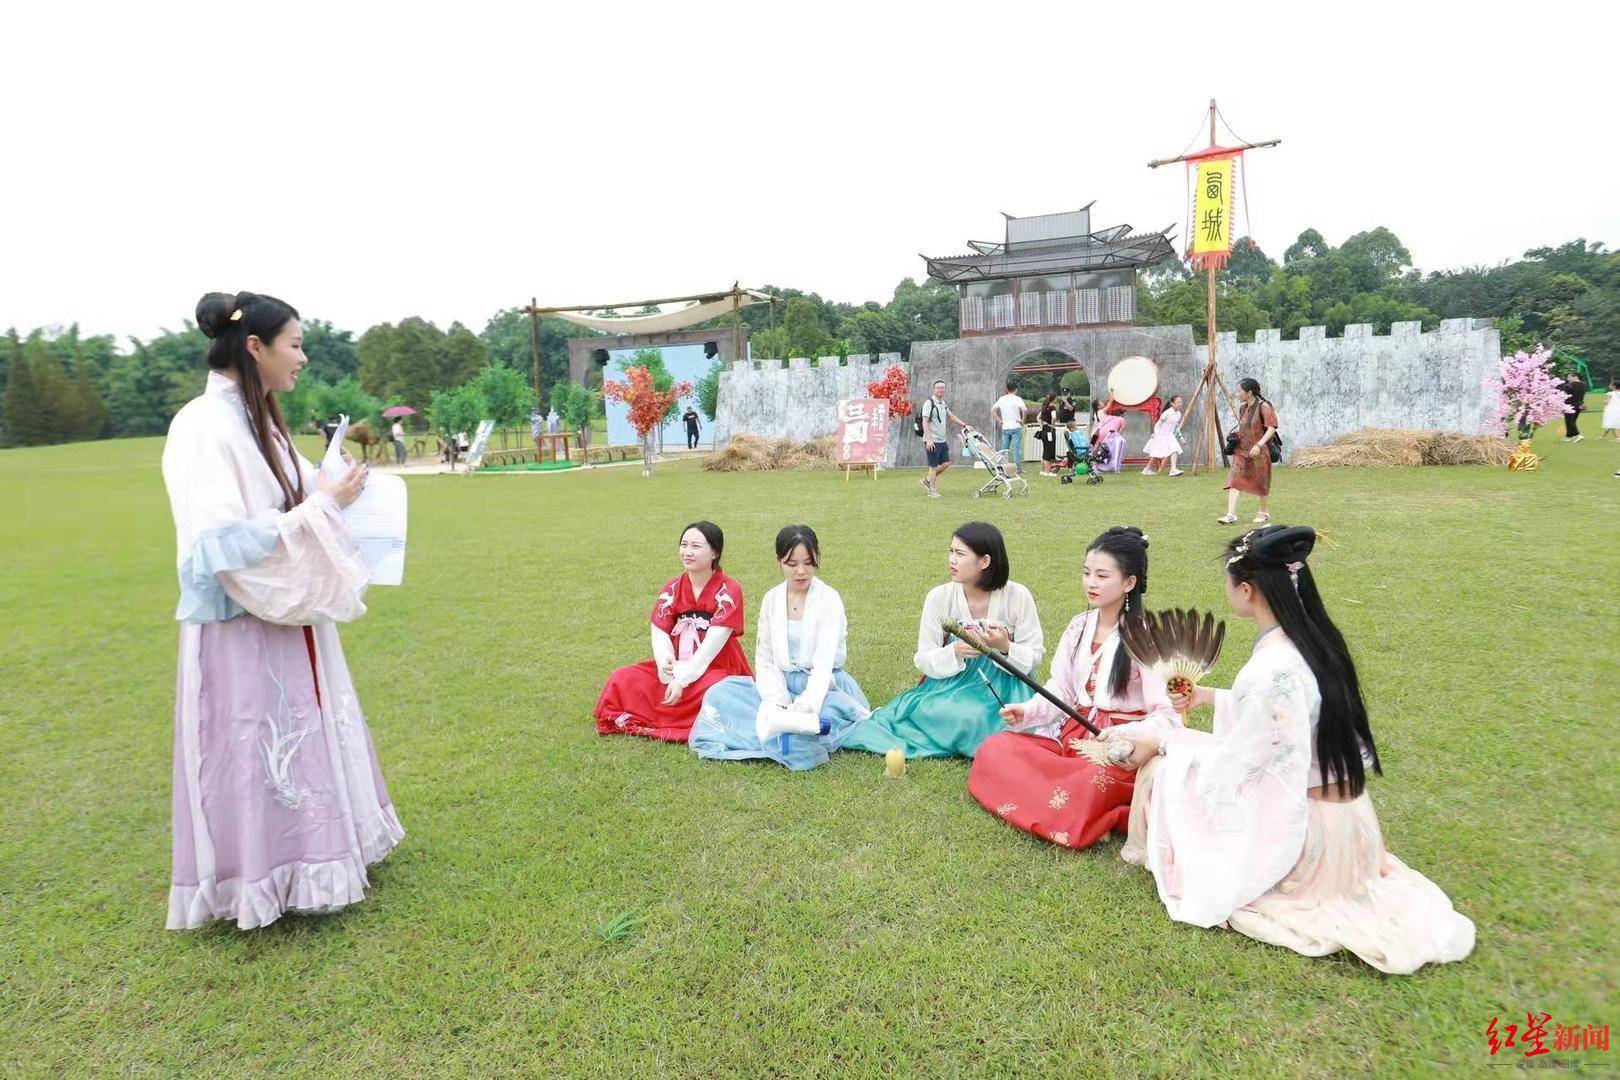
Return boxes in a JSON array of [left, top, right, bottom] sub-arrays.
[[920, 379, 965, 498], [992, 378, 1027, 475], [683, 406, 702, 450]]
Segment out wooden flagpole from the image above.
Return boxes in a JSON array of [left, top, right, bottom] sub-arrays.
[[1149, 100, 1280, 474]]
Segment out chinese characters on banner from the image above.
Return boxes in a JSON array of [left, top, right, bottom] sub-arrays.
[[836, 398, 890, 465], [1192, 156, 1235, 267]]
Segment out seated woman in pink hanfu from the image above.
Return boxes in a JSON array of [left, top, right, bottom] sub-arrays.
[[1108, 525, 1475, 974], [162, 291, 403, 931], [968, 527, 1179, 849]]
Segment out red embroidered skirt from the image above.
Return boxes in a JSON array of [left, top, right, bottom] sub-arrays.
[[967, 712, 1142, 850], [594, 645, 751, 743]]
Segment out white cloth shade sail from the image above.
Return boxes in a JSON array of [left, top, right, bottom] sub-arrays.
[[543, 289, 774, 335]]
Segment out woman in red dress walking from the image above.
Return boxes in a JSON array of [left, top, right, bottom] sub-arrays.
[[967, 527, 1180, 850], [595, 521, 751, 742], [1218, 378, 1279, 525]]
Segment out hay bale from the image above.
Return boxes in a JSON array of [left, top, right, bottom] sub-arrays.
[[1290, 427, 1511, 469], [704, 434, 842, 472]]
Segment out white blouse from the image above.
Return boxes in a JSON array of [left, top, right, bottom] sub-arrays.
[[912, 581, 1044, 681], [752, 577, 850, 714]]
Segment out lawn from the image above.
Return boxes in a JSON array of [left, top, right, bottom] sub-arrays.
[[1, 432, 1616, 1077]]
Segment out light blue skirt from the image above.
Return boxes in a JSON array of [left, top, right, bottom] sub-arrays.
[[691, 668, 871, 771]]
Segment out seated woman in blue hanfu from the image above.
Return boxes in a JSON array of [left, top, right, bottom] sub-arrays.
[[691, 525, 870, 770]]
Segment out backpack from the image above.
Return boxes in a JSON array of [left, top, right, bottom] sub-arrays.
[[914, 399, 943, 437]]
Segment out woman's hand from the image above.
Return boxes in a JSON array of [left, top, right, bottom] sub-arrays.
[[340, 447, 357, 466], [1247, 446, 1260, 459], [981, 623, 1011, 652], [1168, 684, 1215, 713], [317, 461, 367, 509], [661, 681, 684, 707], [999, 703, 1026, 725], [953, 638, 980, 659]]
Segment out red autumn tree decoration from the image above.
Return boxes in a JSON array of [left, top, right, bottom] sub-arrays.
[[866, 364, 912, 419], [603, 365, 693, 476]]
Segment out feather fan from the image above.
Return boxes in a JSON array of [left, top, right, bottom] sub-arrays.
[[1119, 608, 1226, 698]]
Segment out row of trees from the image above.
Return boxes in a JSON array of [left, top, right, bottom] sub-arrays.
[[3, 230, 1613, 447]]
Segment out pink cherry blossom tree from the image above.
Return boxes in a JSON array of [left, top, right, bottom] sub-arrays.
[[1481, 346, 1570, 439]]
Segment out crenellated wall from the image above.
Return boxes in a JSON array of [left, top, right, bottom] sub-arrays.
[[713, 353, 907, 464], [1210, 318, 1499, 458], [711, 318, 1500, 464]]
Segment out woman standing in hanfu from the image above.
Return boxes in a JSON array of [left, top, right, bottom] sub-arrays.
[[841, 522, 1043, 760], [162, 291, 404, 931], [1112, 526, 1475, 974], [595, 521, 751, 742], [690, 525, 871, 770], [968, 527, 1179, 850]]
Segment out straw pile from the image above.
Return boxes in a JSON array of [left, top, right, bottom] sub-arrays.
[[1290, 428, 1512, 469], [703, 435, 840, 472]]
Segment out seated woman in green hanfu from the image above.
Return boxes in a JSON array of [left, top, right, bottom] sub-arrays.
[[841, 522, 1044, 760]]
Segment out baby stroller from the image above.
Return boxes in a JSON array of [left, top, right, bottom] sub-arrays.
[[1060, 427, 1104, 486], [961, 427, 1029, 499]]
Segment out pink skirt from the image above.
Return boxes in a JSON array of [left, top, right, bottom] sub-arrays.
[[1123, 763, 1474, 974]]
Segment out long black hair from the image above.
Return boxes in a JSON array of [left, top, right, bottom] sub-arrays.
[[1088, 526, 1149, 697], [1223, 525, 1380, 797], [679, 520, 724, 570], [952, 522, 1009, 591], [196, 291, 303, 510], [775, 524, 820, 566]]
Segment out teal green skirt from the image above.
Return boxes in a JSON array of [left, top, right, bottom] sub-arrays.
[[839, 655, 1034, 760]]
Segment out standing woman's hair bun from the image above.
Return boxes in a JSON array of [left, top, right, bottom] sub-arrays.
[[196, 292, 244, 340]]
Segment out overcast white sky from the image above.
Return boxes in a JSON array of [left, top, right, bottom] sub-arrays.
[[4, 0, 1617, 343]]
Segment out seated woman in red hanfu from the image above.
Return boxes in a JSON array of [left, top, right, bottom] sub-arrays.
[[968, 526, 1179, 850], [595, 521, 751, 742]]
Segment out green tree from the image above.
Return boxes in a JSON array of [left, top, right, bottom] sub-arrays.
[[3, 337, 75, 445], [481, 308, 582, 407], [470, 364, 535, 428], [888, 277, 959, 353], [840, 308, 908, 358], [301, 319, 359, 383], [439, 322, 488, 389], [694, 357, 724, 421], [1320, 291, 1437, 335], [782, 298, 831, 358], [316, 378, 382, 426], [427, 383, 484, 439]]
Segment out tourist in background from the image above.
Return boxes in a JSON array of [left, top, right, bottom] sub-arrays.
[[1218, 378, 1278, 526], [1141, 394, 1184, 477], [992, 379, 1027, 476], [683, 406, 702, 450], [391, 418, 407, 465], [920, 379, 967, 499], [1560, 370, 1586, 441], [1602, 378, 1620, 440]]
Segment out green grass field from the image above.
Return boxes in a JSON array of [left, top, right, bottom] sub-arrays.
[[2, 432, 1616, 1077]]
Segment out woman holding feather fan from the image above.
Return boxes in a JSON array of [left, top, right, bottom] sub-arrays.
[[967, 527, 1181, 850], [1113, 525, 1474, 973]]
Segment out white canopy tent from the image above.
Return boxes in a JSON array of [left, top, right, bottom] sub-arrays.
[[537, 286, 777, 335]]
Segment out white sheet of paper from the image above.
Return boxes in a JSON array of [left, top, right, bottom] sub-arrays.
[[319, 415, 407, 586]]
